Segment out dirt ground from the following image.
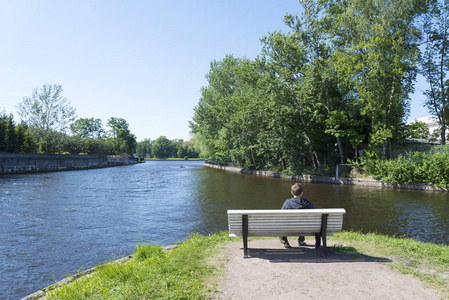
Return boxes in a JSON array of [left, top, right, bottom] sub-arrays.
[[212, 239, 444, 300]]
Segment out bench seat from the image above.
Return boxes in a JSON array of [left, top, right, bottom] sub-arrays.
[[227, 209, 346, 257]]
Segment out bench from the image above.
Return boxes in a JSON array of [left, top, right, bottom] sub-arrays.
[[227, 209, 346, 257]]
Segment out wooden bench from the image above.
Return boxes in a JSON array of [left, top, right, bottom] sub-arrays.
[[227, 209, 346, 257]]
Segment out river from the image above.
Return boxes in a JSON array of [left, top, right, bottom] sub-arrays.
[[1, 160, 448, 299]]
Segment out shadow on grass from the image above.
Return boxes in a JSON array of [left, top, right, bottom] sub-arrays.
[[244, 245, 391, 263]]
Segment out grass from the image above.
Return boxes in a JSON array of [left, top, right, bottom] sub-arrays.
[[44, 232, 232, 299], [42, 231, 448, 299]]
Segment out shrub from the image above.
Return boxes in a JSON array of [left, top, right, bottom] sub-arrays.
[[362, 146, 449, 187]]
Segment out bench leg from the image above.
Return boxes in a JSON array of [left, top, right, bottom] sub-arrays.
[[320, 214, 329, 255], [315, 233, 321, 248], [242, 214, 249, 258]]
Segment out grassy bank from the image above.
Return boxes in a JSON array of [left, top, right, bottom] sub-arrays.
[[41, 231, 448, 299], [44, 232, 232, 299]]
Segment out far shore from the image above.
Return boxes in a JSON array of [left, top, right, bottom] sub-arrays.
[[144, 158, 204, 161], [204, 162, 449, 193]]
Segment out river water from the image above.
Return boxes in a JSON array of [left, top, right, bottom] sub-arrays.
[[1, 160, 448, 299]]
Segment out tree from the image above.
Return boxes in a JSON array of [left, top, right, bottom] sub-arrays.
[[0, 111, 7, 152], [152, 136, 172, 158], [5, 114, 17, 152], [15, 122, 34, 153], [71, 118, 104, 139], [323, 0, 424, 158], [422, 0, 449, 144], [107, 117, 136, 155], [136, 138, 152, 158], [17, 84, 76, 153], [190, 55, 244, 163], [190, 0, 429, 175]]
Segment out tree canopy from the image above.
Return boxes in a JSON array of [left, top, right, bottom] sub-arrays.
[[17, 84, 77, 153], [191, 0, 440, 175]]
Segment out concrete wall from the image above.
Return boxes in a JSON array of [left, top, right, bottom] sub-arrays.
[[0, 153, 110, 175]]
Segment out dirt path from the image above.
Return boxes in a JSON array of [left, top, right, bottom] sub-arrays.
[[212, 239, 444, 300]]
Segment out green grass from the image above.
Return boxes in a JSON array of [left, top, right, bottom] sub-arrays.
[[42, 231, 449, 299], [45, 232, 232, 299]]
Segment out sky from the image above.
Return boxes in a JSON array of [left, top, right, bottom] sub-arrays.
[[0, 1, 430, 142]]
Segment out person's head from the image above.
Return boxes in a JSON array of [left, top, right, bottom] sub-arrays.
[[291, 183, 303, 197]]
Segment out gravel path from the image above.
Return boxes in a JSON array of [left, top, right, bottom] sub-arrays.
[[212, 239, 443, 300]]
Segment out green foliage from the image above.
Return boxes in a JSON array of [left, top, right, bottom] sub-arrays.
[[107, 117, 136, 156], [71, 118, 104, 139], [403, 121, 431, 140], [152, 136, 172, 158], [191, 0, 429, 175], [136, 138, 152, 158], [0, 112, 35, 153], [134, 243, 165, 261], [148, 136, 200, 159], [17, 83, 77, 153], [422, 0, 449, 144], [359, 146, 449, 187]]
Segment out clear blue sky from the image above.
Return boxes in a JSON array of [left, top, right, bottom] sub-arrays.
[[0, 1, 429, 142]]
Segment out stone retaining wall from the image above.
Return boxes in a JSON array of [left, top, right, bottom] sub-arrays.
[[0, 153, 110, 175], [205, 163, 449, 192]]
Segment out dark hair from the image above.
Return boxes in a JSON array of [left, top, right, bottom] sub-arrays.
[[291, 183, 303, 196]]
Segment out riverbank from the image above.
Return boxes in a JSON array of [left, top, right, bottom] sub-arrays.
[[22, 231, 448, 299], [205, 163, 449, 192], [0, 153, 138, 175]]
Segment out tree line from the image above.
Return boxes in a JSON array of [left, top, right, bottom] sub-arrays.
[[136, 137, 200, 159], [1, 83, 200, 158], [190, 0, 448, 175]]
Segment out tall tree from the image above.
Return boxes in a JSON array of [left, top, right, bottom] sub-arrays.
[[152, 136, 172, 158], [5, 114, 17, 152], [107, 117, 136, 155], [324, 0, 424, 158], [17, 84, 77, 153], [15, 122, 35, 153], [190, 55, 244, 163], [422, 0, 449, 144], [0, 111, 7, 152], [136, 138, 152, 158]]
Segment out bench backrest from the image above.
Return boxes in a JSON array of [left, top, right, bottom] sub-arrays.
[[227, 209, 346, 237]]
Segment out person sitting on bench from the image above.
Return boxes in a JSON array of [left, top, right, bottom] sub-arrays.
[[279, 183, 319, 248]]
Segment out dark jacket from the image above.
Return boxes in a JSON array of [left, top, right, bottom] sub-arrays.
[[281, 197, 315, 210]]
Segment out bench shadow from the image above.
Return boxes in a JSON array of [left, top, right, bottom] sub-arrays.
[[244, 246, 392, 263]]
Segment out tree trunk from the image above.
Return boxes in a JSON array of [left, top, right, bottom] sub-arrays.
[[336, 136, 345, 164]]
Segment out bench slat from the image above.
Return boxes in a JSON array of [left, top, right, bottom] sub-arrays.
[[228, 208, 346, 215]]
